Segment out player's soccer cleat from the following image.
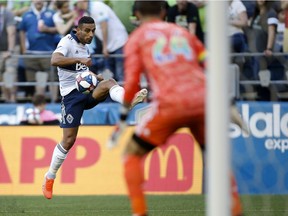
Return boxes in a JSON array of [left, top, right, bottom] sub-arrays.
[[130, 89, 148, 109], [42, 174, 54, 199]]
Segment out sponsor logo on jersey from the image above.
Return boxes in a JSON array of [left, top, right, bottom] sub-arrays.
[[75, 63, 88, 71], [60, 63, 88, 72]]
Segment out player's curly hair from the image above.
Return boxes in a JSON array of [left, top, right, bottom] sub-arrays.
[[78, 16, 95, 27], [134, 0, 167, 16]]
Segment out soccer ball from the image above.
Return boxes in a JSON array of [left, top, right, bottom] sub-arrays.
[[75, 71, 98, 94]]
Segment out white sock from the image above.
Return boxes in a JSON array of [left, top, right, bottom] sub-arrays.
[[109, 85, 124, 104], [46, 143, 68, 179]]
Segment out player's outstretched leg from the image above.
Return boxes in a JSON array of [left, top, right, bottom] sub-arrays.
[[108, 83, 148, 108], [130, 88, 148, 109], [42, 173, 55, 199], [95, 79, 148, 108]]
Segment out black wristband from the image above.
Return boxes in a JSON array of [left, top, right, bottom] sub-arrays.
[[120, 113, 128, 121], [120, 106, 129, 121]]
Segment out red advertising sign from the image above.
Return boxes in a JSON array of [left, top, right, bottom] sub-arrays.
[[144, 134, 195, 191]]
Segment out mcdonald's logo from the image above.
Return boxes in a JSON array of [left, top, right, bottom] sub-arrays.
[[143, 133, 196, 192], [144, 145, 184, 181]]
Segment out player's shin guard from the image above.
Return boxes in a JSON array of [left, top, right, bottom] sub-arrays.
[[124, 155, 147, 215], [231, 174, 243, 216]]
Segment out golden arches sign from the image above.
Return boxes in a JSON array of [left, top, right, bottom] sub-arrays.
[[144, 145, 184, 181]]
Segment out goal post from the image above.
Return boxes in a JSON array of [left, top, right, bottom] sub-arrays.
[[206, 1, 231, 216]]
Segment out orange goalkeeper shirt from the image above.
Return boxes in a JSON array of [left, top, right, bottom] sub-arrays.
[[123, 20, 206, 115]]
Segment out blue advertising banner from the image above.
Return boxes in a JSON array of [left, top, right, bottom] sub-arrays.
[[0, 102, 148, 125], [232, 102, 288, 194]]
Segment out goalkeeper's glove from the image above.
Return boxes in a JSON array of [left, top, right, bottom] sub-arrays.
[[107, 106, 129, 149]]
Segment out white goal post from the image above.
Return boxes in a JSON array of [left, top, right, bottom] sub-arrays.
[[206, 1, 231, 216]]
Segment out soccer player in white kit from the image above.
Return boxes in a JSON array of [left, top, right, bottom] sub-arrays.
[[42, 16, 147, 199]]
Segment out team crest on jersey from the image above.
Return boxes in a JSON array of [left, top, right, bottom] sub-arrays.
[[66, 114, 74, 124]]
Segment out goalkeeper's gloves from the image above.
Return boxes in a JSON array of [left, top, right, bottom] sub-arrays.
[[107, 105, 129, 149]]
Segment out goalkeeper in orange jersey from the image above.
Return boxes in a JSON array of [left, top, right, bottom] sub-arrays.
[[108, 1, 243, 216]]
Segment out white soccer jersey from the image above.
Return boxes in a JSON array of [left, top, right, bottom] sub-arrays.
[[53, 32, 90, 96]]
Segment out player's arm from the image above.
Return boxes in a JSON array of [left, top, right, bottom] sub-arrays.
[[51, 52, 92, 67]]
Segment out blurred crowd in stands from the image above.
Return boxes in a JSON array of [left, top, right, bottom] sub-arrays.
[[0, 0, 288, 103]]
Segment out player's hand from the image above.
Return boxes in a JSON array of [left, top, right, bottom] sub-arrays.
[[107, 106, 129, 149], [96, 73, 104, 81], [107, 120, 127, 149], [80, 58, 92, 66]]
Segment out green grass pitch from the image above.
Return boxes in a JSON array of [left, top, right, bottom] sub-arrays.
[[0, 195, 288, 216]]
